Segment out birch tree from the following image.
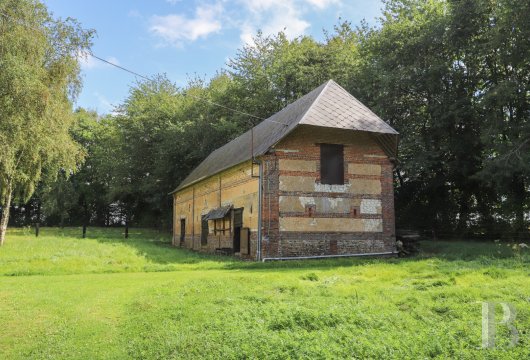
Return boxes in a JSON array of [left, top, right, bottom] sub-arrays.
[[0, 0, 94, 244]]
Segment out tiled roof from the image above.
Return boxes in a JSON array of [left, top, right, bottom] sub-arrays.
[[301, 80, 398, 134], [171, 80, 398, 193], [203, 205, 232, 220]]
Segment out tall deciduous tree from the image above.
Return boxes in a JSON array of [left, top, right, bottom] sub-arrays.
[[0, 0, 94, 244]]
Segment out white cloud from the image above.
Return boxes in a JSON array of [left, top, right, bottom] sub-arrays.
[[150, 3, 223, 47], [238, 0, 309, 43], [148, 0, 342, 48], [305, 0, 340, 9], [93, 92, 115, 114], [128, 9, 142, 18], [77, 50, 120, 70], [237, 0, 340, 44]]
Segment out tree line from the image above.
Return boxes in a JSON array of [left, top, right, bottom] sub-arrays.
[[1, 0, 529, 242]]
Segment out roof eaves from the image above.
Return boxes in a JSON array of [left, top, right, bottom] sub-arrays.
[[169, 158, 258, 194]]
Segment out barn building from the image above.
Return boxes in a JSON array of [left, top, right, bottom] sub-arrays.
[[170, 80, 399, 260]]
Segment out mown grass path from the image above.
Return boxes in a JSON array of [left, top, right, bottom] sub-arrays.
[[0, 228, 529, 359]]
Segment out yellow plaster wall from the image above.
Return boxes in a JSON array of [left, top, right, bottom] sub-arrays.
[[279, 217, 382, 232], [279, 196, 361, 213], [172, 161, 259, 248], [279, 159, 317, 172], [348, 163, 381, 176], [348, 179, 381, 195], [278, 175, 382, 195]]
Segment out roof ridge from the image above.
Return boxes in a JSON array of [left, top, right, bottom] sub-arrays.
[[170, 79, 399, 193], [298, 79, 333, 124], [331, 81, 393, 128]]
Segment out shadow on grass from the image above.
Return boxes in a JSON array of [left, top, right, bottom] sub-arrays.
[[99, 233, 530, 272], [24, 227, 529, 271], [84, 228, 529, 270]]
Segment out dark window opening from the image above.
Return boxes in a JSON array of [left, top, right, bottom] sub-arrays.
[[305, 204, 316, 217], [233, 208, 243, 253], [201, 216, 208, 245], [180, 219, 185, 246], [320, 144, 344, 185]]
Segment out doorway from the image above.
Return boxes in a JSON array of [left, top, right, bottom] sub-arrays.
[[180, 219, 185, 246], [233, 208, 243, 253]]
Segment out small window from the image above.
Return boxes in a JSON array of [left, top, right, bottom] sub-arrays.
[[201, 216, 208, 245], [320, 144, 344, 185], [305, 204, 316, 217]]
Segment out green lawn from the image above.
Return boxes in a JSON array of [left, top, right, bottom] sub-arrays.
[[0, 228, 529, 359]]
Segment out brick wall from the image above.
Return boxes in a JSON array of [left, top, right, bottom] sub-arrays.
[[262, 125, 396, 258], [173, 125, 397, 260]]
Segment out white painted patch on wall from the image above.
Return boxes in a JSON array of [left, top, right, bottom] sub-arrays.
[[275, 149, 299, 153], [360, 199, 382, 214], [298, 196, 316, 208], [363, 219, 383, 232], [325, 197, 343, 210], [314, 183, 351, 193]]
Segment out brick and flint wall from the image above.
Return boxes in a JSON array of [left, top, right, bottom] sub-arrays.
[[261, 125, 397, 258]]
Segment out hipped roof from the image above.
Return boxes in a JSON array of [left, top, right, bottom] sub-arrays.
[[171, 80, 398, 193]]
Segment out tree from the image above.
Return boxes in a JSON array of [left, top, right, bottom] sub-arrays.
[[0, 0, 94, 244], [352, 0, 529, 237]]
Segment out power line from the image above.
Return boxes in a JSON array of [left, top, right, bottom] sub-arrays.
[[91, 52, 288, 124], [89, 53, 151, 81], [91, 52, 265, 120], [0, 10, 290, 124]]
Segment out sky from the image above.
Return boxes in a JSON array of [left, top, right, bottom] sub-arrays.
[[43, 0, 384, 114]]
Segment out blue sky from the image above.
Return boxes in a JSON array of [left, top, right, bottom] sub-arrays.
[[43, 0, 384, 114]]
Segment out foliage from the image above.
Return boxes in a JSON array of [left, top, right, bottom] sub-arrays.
[[0, 0, 94, 243], [353, 0, 530, 237], [0, 228, 529, 358], [6, 0, 529, 240]]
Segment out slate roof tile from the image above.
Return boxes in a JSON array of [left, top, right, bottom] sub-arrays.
[[171, 80, 398, 193]]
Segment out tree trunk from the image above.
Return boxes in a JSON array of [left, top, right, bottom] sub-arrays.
[[0, 186, 13, 246], [125, 218, 129, 239], [82, 201, 88, 238], [35, 200, 41, 237], [456, 188, 471, 236]]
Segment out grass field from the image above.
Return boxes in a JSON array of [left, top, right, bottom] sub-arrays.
[[0, 227, 529, 359]]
